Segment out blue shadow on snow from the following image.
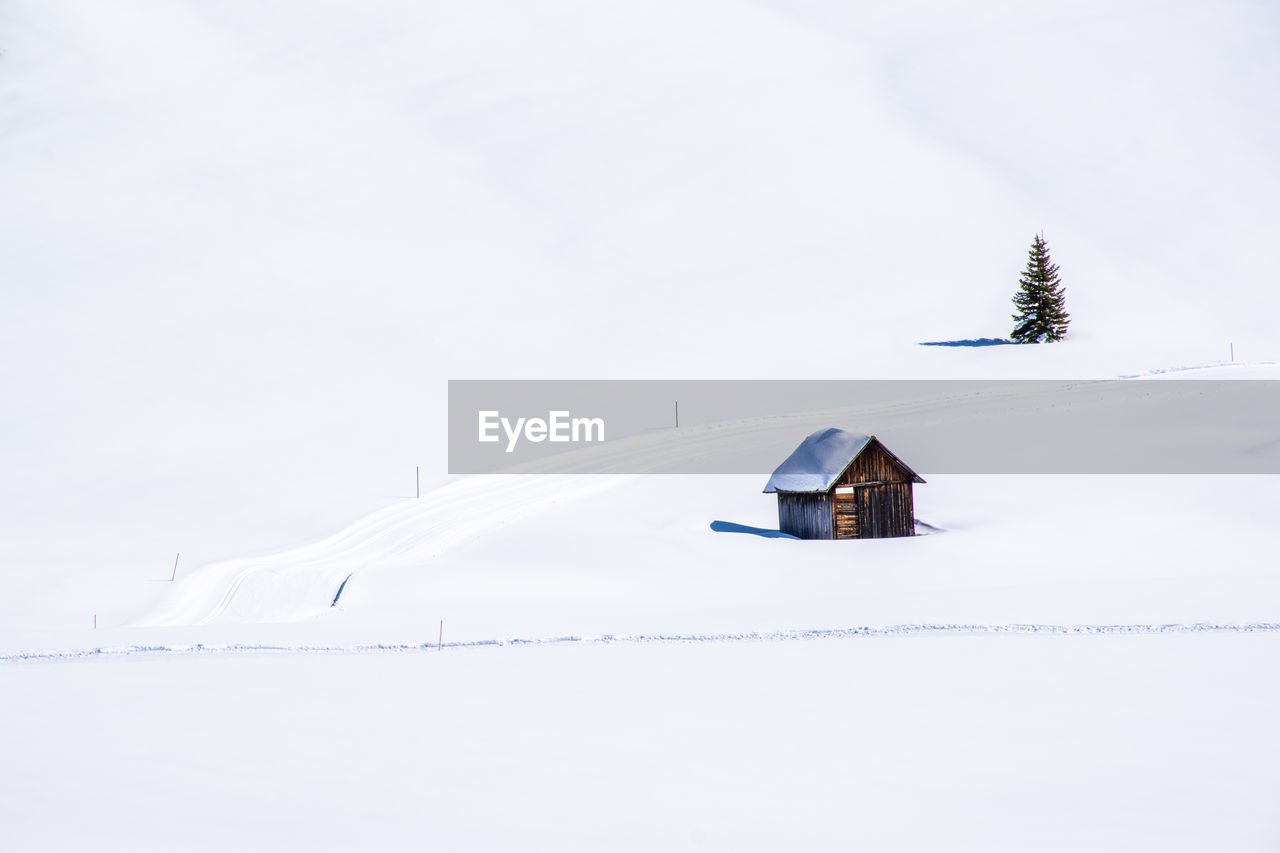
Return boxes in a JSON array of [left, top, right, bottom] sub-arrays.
[[918, 337, 1014, 347], [710, 520, 800, 539]]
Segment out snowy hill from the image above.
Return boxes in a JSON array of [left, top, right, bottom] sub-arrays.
[[122, 364, 1280, 639]]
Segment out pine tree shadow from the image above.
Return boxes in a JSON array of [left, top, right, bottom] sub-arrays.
[[917, 338, 1015, 347]]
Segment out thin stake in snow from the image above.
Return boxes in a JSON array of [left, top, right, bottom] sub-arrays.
[[170, 553, 180, 582], [416, 466, 420, 499], [438, 620, 443, 652], [93, 614, 96, 629], [331, 573, 354, 607], [1231, 342, 1235, 362], [675, 401, 679, 429]]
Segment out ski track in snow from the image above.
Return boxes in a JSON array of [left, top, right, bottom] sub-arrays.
[[6, 622, 1280, 665]]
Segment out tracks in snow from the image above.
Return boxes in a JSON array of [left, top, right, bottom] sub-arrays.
[[7, 621, 1280, 665]]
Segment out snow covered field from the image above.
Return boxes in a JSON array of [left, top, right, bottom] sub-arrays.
[[5, 445, 1280, 849], [6, 633, 1280, 851], [3, 0, 1280, 849]]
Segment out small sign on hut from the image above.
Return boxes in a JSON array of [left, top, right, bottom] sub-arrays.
[[764, 428, 925, 540]]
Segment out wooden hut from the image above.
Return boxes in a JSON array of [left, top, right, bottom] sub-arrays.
[[764, 428, 925, 540]]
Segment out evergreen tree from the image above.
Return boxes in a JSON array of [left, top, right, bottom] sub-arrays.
[[1010, 233, 1070, 343]]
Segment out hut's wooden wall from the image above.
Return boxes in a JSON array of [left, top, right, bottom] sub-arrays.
[[833, 440, 917, 539], [777, 492, 833, 540], [853, 482, 915, 538]]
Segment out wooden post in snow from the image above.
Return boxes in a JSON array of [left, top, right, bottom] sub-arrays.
[[675, 401, 679, 429]]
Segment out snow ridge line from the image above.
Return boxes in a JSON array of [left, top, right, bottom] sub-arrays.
[[1115, 359, 1278, 379], [5, 622, 1280, 664]]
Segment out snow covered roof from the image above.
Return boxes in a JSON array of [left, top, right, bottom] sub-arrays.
[[763, 428, 874, 493]]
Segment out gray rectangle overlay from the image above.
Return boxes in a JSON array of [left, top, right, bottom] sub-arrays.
[[448, 380, 1280, 475]]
